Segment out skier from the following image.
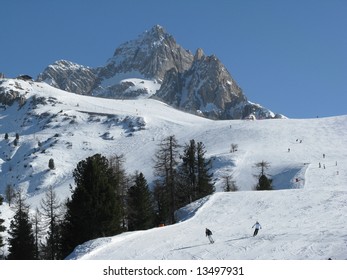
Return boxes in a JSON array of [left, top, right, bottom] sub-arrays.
[[252, 221, 262, 237], [205, 228, 214, 244]]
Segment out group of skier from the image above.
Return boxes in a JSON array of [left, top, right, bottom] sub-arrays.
[[205, 221, 262, 244]]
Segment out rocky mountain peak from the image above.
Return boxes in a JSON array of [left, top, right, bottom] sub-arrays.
[[37, 60, 97, 95], [194, 48, 205, 60], [143, 24, 166, 41], [106, 24, 193, 82], [36, 25, 283, 119]]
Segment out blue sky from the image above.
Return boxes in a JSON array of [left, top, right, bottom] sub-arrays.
[[1, 0, 346, 118]]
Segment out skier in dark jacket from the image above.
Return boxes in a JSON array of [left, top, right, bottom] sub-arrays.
[[205, 228, 214, 243], [252, 221, 262, 237]]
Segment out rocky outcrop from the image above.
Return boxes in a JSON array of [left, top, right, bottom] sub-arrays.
[[36, 25, 283, 119], [37, 60, 97, 95], [154, 49, 278, 119], [37, 26, 194, 99], [0, 79, 27, 106], [98, 25, 194, 82]]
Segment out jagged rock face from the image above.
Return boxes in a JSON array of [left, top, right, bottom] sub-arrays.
[[99, 25, 194, 82], [36, 25, 283, 119], [154, 49, 276, 119], [37, 60, 97, 95], [0, 79, 27, 106], [38, 26, 194, 99]]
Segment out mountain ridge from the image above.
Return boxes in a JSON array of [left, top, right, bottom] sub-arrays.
[[36, 25, 284, 120]]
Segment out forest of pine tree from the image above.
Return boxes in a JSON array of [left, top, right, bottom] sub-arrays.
[[176, 140, 215, 208], [0, 134, 218, 259]]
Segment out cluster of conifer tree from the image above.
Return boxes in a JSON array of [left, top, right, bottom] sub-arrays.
[[0, 135, 214, 259]]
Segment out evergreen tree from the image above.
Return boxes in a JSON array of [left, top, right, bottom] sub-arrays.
[[153, 135, 180, 224], [196, 141, 215, 198], [177, 140, 214, 207], [61, 154, 122, 258], [152, 180, 169, 226], [0, 196, 6, 253], [7, 191, 36, 260], [127, 172, 155, 231], [39, 186, 63, 259], [256, 174, 273, 190], [108, 155, 129, 230], [4, 133, 8, 140], [176, 139, 197, 207], [48, 158, 55, 170], [253, 161, 272, 191]]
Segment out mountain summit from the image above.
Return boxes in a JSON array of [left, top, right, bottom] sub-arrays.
[[37, 25, 283, 119]]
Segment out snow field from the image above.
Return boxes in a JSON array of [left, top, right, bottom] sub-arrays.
[[0, 78, 346, 259]]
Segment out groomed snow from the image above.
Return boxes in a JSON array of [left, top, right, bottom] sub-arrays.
[[0, 78, 346, 260]]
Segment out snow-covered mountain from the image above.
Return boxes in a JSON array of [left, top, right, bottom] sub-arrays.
[[37, 25, 193, 99], [37, 25, 282, 120], [0, 77, 346, 259], [36, 60, 97, 96], [154, 48, 281, 119]]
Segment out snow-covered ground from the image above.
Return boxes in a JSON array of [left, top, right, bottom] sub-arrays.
[[0, 78, 346, 260]]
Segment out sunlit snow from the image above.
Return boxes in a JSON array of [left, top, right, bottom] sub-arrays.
[[0, 78, 346, 260]]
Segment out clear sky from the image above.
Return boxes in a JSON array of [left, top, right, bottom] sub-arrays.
[[1, 0, 346, 118]]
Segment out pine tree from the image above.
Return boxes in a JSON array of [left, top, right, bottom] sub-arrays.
[[4, 133, 8, 140], [196, 141, 215, 199], [256, 174, 273, 190], [127, 172, 155, 231], [7, 192, 36, 260], [152, 180, 169, 226], [254, 161, 272, 190], [48, 158, 55, 170], [108, 155, 129, 230], [177, 140, 214, 207], [39, 186, 63, 259], [0, 196, 6, 253], [176, 139, 197, 207], [153, 135, 180, 224], [61, 154, 122, 258]]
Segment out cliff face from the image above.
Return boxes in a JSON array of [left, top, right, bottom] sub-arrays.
[[154, 49, 277, 119], [37, 60, 97, 95], [99, 25, 194, 82]]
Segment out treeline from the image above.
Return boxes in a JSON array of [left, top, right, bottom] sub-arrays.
[[0, 135, 214, 259]]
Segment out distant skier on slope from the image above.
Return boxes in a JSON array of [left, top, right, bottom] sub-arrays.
[[205, 228, 214, 244], [252, 221, 262, 237]]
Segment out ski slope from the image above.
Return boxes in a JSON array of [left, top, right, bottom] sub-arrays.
[[0, 78, 346, 260]]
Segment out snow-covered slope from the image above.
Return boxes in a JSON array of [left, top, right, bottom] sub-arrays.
[[0, 77, 346, 259]]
